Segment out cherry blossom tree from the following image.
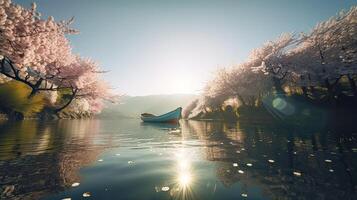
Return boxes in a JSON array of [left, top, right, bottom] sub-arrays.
[[250, 33, 297, 94], [182, 99, 199, 119], [201, 68, 234, 111], [317, 6, 357, 96], [228, 63, 273, 106], [198, 61, 273, 113], [0, 0, 77, 97], [188, 5, 357, 117], [52, 57, 112, 113], [0, 0, 113, 116], [285, 6, 357, 98]]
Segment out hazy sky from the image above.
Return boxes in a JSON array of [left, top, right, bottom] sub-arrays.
[[15, 0, 357, 96]]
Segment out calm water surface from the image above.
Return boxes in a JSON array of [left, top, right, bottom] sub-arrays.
[[0, 119, 357, 200]]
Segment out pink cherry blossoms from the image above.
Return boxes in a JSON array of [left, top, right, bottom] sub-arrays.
[[0, 0, 113, 115], [188, 6, 357, 116]]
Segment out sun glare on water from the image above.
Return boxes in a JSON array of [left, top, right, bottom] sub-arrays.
[[175, 150, 193, 188], [167, 148, 196, 200], [178, 172, 192, 187]]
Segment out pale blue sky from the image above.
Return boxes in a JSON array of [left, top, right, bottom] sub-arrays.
[[15, 0, 357, 96]]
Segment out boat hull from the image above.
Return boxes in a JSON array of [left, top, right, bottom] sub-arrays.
[[141, 107, 182, 123]]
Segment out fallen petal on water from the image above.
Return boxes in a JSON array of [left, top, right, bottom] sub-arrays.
[[233, 163, 238, 167], [128, 161, 134, 164], [71, 182, 80, 187], [241, 193, 248, 197], [238, 170, 244, 174], [325, 159, 332, 163], [98, 159, 103, 162], [236, 150, 240, 154], [115, 153, 121, 156], [293, 171, 302, 176], [161, 186, 170, 192], [268, 159, 275, 163], [62, 198, 71, 200], [83, 192, 91, 197], [2, 185, 14, 196], [246, 163, 253, 167], [329, 169, 334, 172], [169, 130, 181, 134]]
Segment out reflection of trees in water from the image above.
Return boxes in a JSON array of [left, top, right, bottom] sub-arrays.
[[0, 120, 106, 199], [184, 120, 357, 199], [0, 121, 41, 160]]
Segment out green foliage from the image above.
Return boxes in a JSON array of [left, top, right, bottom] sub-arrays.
[[0, 81, 45, 115], [56, 88, 73, 104]]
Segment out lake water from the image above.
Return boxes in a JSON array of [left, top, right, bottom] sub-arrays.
[[0, 119, 356, 200]]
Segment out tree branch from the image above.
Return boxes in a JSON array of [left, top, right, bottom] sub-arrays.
[[55, 87, 78, 113]]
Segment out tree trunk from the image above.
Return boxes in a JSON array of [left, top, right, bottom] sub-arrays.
[[203, 106, 208, 113], [248, 96, 256, 106], [55, 89, 78, 113], [325, 79, 333, 97], [2, 107, 24, 120], [273, 77, 285, 95], [237, 94, 246, 106], [256, 94, 263, 107], [309, 86, 316, 97], [348, 75, 357, 97], [302, 86, 308, 97], [28, 88, 38, 99], [27, 78, 43, 98]]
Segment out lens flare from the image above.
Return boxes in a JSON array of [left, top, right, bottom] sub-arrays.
[[272, 97, 296, 115]]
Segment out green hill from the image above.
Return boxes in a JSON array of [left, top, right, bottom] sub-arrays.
[[99, 94, 197, 118]]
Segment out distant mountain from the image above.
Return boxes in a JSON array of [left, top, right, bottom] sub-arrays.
[[99, 94, 198, 118]]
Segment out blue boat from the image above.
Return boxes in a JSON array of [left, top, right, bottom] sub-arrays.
[[141, 107, 182, 123]]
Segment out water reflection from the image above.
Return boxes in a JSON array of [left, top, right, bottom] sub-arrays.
[[0, 120, 107, 199], [170, 148, 194, 200], [175, 149, 193, 187], [181, 120, 357, 199], [0, 119, 356, 199], [140, 122, 180, 130]]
